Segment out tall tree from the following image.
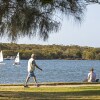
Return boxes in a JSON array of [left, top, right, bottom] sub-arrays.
[[0, 0, 100, 41]]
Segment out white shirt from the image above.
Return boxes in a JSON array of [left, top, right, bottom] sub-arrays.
[[88, 71, 96, 82], [27, 58, 36, 72]]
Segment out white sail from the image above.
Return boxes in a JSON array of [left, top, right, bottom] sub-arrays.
[[15, 52, 20, 63], [0, 51, 5, 65], [0, 51, 3, 62], [13, 52, 20, 65]]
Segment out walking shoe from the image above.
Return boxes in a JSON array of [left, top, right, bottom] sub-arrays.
[[36, 84, 39, 87], [24, 85, 29, 88]]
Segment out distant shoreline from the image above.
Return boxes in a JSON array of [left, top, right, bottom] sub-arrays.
[[1, 43, 100, 60]]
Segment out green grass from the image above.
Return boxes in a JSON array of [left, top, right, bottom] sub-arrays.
[[0, 86, 100, 100]]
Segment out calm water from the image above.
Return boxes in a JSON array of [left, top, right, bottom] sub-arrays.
[[0, 60, 100, 84]]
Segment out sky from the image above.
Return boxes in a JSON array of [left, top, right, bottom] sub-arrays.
[[0, 4, 100, 47]]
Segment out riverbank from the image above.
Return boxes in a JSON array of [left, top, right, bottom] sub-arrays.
[[0, 82, 100, 86], [0, 82, 100, 100]]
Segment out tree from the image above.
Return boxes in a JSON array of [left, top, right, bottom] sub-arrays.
[[0, 0, 100, 41], [82, 48, 96, 60], [95, 53, 100, 60]]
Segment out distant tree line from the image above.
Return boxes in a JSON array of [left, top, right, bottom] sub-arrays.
[[0, 43, 100, 60]]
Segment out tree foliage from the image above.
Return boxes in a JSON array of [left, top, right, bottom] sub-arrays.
[[0, 43, 100, 60], [0, 0, 99, 41]]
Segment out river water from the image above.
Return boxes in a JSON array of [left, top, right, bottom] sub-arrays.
[[0, 60, 100, 84]]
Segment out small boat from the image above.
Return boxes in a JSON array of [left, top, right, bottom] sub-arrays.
[[0, 51, 5, 64], [13, 52, 20, 65]]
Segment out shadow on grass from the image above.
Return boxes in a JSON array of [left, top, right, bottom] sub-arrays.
[[0, 90, 100, 99]]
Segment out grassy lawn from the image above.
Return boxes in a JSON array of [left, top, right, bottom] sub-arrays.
[[0, 85, 100, 100]]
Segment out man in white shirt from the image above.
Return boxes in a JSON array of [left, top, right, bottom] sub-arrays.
[[24, 54, 42, 87], [87, 68, 96, 82]]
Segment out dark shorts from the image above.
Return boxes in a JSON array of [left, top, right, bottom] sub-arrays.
[[28, 71, 36, 77]]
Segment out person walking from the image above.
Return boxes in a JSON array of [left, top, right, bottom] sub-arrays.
[[24, 54, 42, 87]]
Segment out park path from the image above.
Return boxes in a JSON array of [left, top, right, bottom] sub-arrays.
[[0, 82, 100, 88]]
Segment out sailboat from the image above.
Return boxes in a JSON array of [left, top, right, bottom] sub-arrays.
[[13, 52, 20, 65], [0, 51, 5, 64]]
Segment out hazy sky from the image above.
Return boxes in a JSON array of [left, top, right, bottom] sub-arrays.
[[0, 4, 100, 47]]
